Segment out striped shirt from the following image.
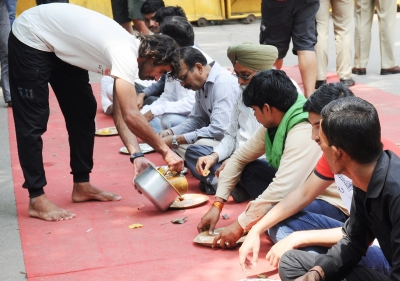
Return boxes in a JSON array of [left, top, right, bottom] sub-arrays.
[[171, 61, 240, 144], [213, 91, 262, 161]]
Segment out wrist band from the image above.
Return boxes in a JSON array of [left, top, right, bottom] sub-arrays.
[[212, 201, 224, 212], [208, 154, 217, 161]]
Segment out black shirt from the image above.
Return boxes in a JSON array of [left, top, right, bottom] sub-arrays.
[[314, 151, 400, 280]]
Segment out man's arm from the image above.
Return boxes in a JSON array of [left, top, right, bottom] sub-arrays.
[[266, 227, 343, 268], [141, 74, 165, 98], [197, 126, 266, 239], [184, 82, 239, 142], [237, 123, 322, 229], [141, 86, 196, 117], [239, 173, 334, 267], [168, 91, 208, 141], [137, 74, 166, 108], [113, 77, 183, 172]]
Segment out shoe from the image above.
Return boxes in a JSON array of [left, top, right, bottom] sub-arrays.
[[231, 184, 250, 203], [340, 78, 355, 88], [315, 80, 326, 89], [381, 66, 400, 75], [352, 67, 366, 75]]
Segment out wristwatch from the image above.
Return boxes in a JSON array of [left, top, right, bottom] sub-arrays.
[[130, 152, 145, 163], [171, 135, 179, 150]]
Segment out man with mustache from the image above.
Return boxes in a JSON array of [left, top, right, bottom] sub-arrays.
[[157, 47, 240, 159]]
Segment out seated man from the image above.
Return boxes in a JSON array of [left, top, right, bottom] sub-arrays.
[[278, 96, 400, 281], [157, 47, 240, 159], [197, 70, 340, 247], [101, 17, 212, 133], [238, 83, 395, 275], [140, 0, 165, 34], [185, 42, 279, 196]]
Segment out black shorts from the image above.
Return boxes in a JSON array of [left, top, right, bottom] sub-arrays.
[[111, 0, 145, 23], [259, 0, 319, 58], [111, 0, 130, 24]]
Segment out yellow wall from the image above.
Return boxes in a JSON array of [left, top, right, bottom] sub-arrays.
[[16, 0, 113, 18]]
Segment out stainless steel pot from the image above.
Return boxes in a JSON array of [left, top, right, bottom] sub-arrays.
[[134, 164, 187, 211]]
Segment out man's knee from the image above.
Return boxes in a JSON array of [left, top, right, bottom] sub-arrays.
[[279, 250, 312, 281]]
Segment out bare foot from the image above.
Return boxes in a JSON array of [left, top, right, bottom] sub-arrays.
[[71, 182, 122, 203], [28, 194, 76, 221]]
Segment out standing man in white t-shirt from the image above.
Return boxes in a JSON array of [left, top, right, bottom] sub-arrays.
[[9, 4, 183, 222]]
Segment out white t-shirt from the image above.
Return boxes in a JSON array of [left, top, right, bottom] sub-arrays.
[[334, 174, 353, 213], [12, 3, 139, 85]]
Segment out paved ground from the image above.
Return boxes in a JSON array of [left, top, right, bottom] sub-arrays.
[[1, 13, 400, 280]]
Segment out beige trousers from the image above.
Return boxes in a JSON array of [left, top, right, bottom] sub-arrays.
[[176, 138, 221, 159], [354, 0, 397, 69], [315, 0, 354, 80]]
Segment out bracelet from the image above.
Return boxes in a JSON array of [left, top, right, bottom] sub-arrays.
[[212, 201, 224, 212], [166, 130, 171, 135], [208, 154, 217, 161]]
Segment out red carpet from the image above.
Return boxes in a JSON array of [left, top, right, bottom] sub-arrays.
[[8, 68, 400, 280]]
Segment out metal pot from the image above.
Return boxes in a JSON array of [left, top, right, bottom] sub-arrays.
[[134, 164, 188, 211]]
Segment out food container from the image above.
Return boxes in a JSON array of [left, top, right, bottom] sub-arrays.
[[134, 164, 188, 211]]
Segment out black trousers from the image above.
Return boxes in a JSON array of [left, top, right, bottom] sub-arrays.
[[8, 32, 96, 198], [279, 250, 390, 281]]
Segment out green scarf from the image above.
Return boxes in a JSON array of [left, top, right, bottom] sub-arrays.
[[265, 94, 308, 170]]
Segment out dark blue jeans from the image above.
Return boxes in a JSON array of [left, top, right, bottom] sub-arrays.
[[240, 159, 276, 199]]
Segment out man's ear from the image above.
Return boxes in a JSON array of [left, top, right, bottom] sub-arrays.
[[262, 103, 271, 114], [331, 145, 343, 163], [195, 62, 203, 74]]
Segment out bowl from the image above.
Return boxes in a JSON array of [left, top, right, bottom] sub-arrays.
[[134, 164, 188, 211]]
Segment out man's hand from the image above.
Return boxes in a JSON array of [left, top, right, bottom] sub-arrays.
[[157, 130, 171, 138], [137, 92, 146, 109], [142, 110, 154, 122], [266, 233, 298, 267], [238, 227, 261, 271], [164, 149, 184, 172], [197, 205, 221, 234], [131, 157, 153, 193], [294, 268, 324, 281], [161, 135, 173, 148], [215, 159, 229, 178], [196, 154, 217, 176], [212, 220, 244, 249]]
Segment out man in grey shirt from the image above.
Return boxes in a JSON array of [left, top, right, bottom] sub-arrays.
[[185, 42, 278, 197], [157, 47, 240, 159]]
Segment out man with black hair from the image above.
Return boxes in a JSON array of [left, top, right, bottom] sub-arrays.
[[279, 97, 400, 281], [238, 83, 395, 275], [134, 6, 188, 110], [200, 69, 322, 248], [157, 47, 240, 159], [103, 16, 212, 134], [9, 4, 182, 222], [154, 6, 187, 23], [140, 0, 165, 33]]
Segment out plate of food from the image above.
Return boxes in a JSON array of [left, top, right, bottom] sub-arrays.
[[119, 143, 155, 154], [170, 193, 209, 209], [193, 228, 247, 247], [95, 126, 118, 136]]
